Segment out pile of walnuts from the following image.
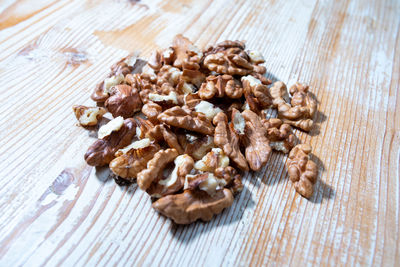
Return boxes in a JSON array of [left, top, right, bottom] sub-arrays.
[[73, 35, 319, 224]]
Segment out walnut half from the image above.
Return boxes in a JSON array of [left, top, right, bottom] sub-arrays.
[[72, 105, 106, 126], [287, 144, 318, 198], [152, 188, 234, 224]]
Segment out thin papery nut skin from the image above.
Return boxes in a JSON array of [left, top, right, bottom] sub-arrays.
[[105, 84, 142, 118], [72, 105, 106, 126], [147, 154, 194, 198], [242, 110, 271, 171], [213, 112, 248, 171], [152, 188, 234, 224], [142, 102, 162, 123], [109, 143, 160, 181], [84, 118, 136, 166], [137, 149, 179, 190], [287, 144, 318, 198], [270, 81, 317, 131], [157, 106, 214, 135]]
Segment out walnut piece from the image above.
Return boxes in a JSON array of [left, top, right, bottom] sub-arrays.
[[152, 188, 234, 224], [136, 148, 179, 190], [72, 105, 106, 126], [84, 118, 136, 166], [242, 110, 271, 171], [269, 81, 317, 131], [147, 154, 194, 198], [194, 148, 230, 172], [142, 101, 162, 123], [109, 139, 160, 180], [194, 100, 223, 121], [98, 116, 124, 139], [146, 124, 184, 154], [287, 144, 318, 198], [184, 173, 227, 197], [263, 118, 295, 153], [179, 134, 214, 160], [242, 75, 273, 114], [157, 106, 214, 135], [105, 84, 142, 118], [213, 111, 248, 171], [199, 75, 243, 99]]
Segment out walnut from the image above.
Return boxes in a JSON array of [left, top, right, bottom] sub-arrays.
[[137, 148, 179, 190], [269, 81, 317, 131], [171, 34, 203, 69], [156, 65, 182, 87], [242, 75, 273, 114], [242, 110, 271, 171], [142, 101, 162, 123], [110, 53, 138, 76], [72, 105, 106, 126], [152, 188, 234, 224], [98, 116, 124, 139], [263, 118, 295, 153], [146, 124, 184, 154], [184, 172, 227, 197], [203, 40, 266, 76], [84, 118, 136, 166], [193, 100, 223, 121], [157, 106, 214, 135], [213, 111, 248, 171], [178, 134, 214, 160], [287, 144, 318, 198], [148, 50, 163, 71], [199, 75, 243, 99], [109, 139, 160, 181], [247, 50, 265, 64], [214, 166, 243, 194], [104, 84, 142, 118], [181, 60, 205, 88], [148, 91, 179, 107], [194, 148, 230, 172], [125, 73, 158, 91], [147, 154, 194, 198]]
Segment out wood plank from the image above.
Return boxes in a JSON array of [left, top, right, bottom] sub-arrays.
[[0, 0, 398, 266]]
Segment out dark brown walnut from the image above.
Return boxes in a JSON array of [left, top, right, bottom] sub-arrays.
[[109, 140, 160, 181], [262, 118, 295, 153], [242, 75, 273, 114], [157, 106, 214, 135], [72, 105, 106, 126], [269, 81, 317, 131], [105, 84, 142, 118], [199, 75, 243, 100], [147, 154, 194, 198], [152, 188, 234, 224], [242, 110, 271, 171], [213, 111, 248, 171], [287, 144, 318, 198], [84, 118, 136, 166]]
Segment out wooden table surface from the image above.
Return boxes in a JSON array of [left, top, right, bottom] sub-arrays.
[[0, 0, 399, 266]]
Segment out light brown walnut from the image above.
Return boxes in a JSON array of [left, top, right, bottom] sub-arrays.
[[194, 148, 230, 173], [105, 84, 142, 118], [270, 81, 317, 131], [146, 124, 184, 154], [157, 106, 214, 135], [84, 118, 136, 166], [214, 166, 243, 194], [152, 188, 234, 224], [287, 144, 318, 198], [199, 75, 243, 99], [109, 140, 160, 181], [242, 110, 271, 171], [147, 154, 194, 198], [242, 75, 273, 114], [141, 101, 162, 123], [72, 105, 106, 126], [178, 134, 214, 160], [136, 148, 179, 191], [213, 111, 248, 171], [263, 118, 295, 153]]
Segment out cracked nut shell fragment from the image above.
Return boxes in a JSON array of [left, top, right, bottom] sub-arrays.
[[287, 144, 318, 198], [152, 188, 234, 224]]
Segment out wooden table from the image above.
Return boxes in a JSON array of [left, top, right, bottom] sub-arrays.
[[0, 0, 399, 266]]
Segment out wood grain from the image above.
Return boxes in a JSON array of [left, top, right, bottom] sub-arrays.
[[0, 0, 399, 266]]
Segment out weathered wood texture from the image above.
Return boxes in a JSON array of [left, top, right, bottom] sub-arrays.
[[0, 0, 399, 266]]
